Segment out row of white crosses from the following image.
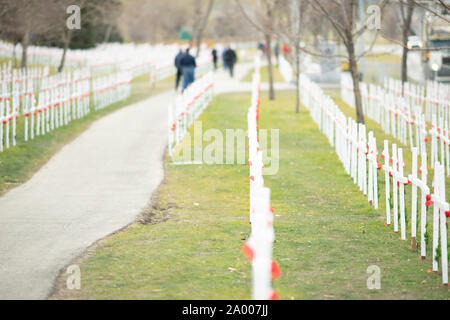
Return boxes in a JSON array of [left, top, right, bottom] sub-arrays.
[[26, 68, 91, 141], [0, 89, 18, 152], [167, 72, 214, 157], [0, 63, 52, 148], [0, 41, 192, 86], [1, 66, 137, 151], [382, 76, 450, 125], [278, 55, 293, 83], [92, 71, 132, 111], [0, 40, 181, 74], [346, 75, 417, 152], [430, 162, 448, 284], [429, 113, 450, 173], [425, 81, 450, 124], [383, 114, 448, 285], [0, 65, 92, 148], [381, 142, 410, 240], [301, 74, 379, 209], [305, 73, 449, 285], [243, 55, 281, 300], [342, 73, 450, 178], [0, 43, 202, 153]]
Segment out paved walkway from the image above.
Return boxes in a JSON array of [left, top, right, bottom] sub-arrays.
[[0, 62, 295, 299], [0, 90, 174, 299]]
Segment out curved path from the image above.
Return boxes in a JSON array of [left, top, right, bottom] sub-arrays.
[[0, 91, 173, 299], [0, 63, 293, 299]]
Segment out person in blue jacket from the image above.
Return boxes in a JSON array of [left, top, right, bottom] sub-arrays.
[[222, 47, 229, 71], [179, 48, 197, 91], [174, 49, 184, 91]]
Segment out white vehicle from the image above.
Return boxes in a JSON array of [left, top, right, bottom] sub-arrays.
[[421, 11, 450, 81], [407, 36, 422, 49]]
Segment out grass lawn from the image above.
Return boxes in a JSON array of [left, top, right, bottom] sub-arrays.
[[242, 65, 285, 83], [53, 90, 448, 300], [0, 74, 174, 196], [365, 54, 402, 64], [364, 59, 401, 83]]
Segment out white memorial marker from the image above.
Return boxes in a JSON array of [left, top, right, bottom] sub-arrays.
[[408, 147, 419, 249], [382, 140, 392, 226], [392, 144, 399, 233], [429, 163, 449, 285], [397, 148, 408, 240]]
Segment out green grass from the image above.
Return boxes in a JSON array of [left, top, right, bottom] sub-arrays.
[[0, 74, 174, 196], [365, 54, 402, 64], [53, 90, 449, 300], [242, 65, 285, 83]]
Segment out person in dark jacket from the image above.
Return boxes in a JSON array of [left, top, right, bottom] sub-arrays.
[[211, 48, 218, 70], [274, 43, 279, 66], [221, 47, 228, 71], [174, 49, 184, 91], [223, 46, 237, 78], [180, 48, 196, 91]]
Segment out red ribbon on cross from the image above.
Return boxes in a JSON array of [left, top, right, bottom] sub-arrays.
[[242, 243, 254, 261], [269, 291, 279, 300], [271, 261, 281, 279]]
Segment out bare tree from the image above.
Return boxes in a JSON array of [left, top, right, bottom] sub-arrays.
[[45, 0, 87, 72], [276, 0, 310, 113], [310, 0, 388, 124], [236, 0, 282, 100], [399, 0, 415, 93], [0, 0, 77, 69], [190, 0, 215, 57], [410, 0, 450, 23]]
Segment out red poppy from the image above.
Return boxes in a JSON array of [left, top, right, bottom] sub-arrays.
[[271, 261, 281, 279], [269, 291, 279, 300], [242, 243, 254, 261]]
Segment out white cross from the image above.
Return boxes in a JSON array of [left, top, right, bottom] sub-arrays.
[[382, 140, 392, 226], [430, 162, 449, 285], [408, 148, 430, 252]]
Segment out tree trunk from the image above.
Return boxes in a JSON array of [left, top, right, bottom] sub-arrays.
[[265, 33, 275, 100], [401, 45, 409, 93], [401, 1, 414, 95], [21, 29, 30, 69], [348, 42, 364, 124], [195, 32, 203, 58], [103, 24, 113, 43], [194, 0, 214, 58], [58, 29, 72, 73]]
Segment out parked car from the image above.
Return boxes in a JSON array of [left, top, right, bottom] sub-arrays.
[[407, 36, 422, 49]]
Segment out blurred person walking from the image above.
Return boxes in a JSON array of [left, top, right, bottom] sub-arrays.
[[222, 47, 228, 71], [223, 46, 237, 78], [180, 48, 196, 91], [274, 43, 279, 66], [174, 49, 184, 91], [212, 48, 218, 70]]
